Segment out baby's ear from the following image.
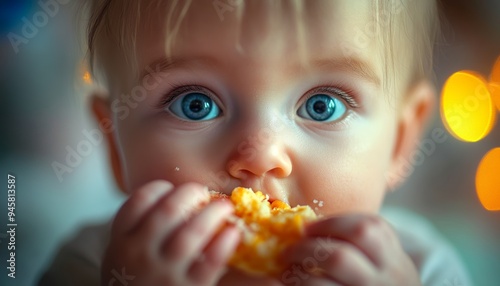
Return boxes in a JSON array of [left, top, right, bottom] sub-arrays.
[[90, 93, 127, 193], [386, 80, 436, 190]]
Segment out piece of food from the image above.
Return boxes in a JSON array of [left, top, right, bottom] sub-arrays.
[[210, 187, 318, 276]]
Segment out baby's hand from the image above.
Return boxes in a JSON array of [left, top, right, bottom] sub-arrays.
[[281, 214, 421, 286], [101, 180, 240, 286], [217, 267, 284, 286]]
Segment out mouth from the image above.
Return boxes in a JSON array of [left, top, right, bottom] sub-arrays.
[[238, 181, 288, 204], [208, 190, 230, 201], [211, 187, 276, 203]]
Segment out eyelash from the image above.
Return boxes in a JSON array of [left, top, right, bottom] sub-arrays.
[[158, 84, 212, 107], [303, 83, 360, 109], [158, 83, 360, 110]]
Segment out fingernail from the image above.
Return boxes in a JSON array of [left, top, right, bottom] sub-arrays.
[[148, 180, 173, 194], [215, 200, 234, 213]]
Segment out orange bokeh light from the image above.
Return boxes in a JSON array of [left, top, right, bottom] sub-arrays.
[[442, 56, 500, 212], [476, 148, 500, 211], [489, 56, 500, 111], [82, 71, 93, 85], [440, 71, 497, 142], [490, 55, 500, 84], [490, 83, 500, 111]]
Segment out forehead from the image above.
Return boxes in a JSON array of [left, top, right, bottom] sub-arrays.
[[135, 0, 382, 83]]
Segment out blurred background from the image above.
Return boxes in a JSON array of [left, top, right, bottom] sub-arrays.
[[0, 0, 499, 285]]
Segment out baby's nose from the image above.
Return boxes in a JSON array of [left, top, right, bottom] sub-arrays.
[[227, 127, 292, 180]]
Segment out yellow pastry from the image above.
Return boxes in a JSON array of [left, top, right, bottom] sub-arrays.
[[211, 187, 318, 276]]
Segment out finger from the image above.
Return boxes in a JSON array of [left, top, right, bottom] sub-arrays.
[[220, 267, 283, 286], [188, 225, 240, 285], [164, 200, 234, 263], [306, 214, 396, 266], [133, 182, 210, 247], [112, 180, 173, 236], [300, 276, 341, 286], [284, 238, 376, 285], [280, 264, 340, 286]]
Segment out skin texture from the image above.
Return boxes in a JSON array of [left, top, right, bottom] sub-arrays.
[[93, 1, 435, 285]]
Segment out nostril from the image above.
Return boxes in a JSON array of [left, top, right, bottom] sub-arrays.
[[235, 169, 252, 180], [227, 143, 292, 178], [269, 163, 292, 178], [228, 161, 292, 179]]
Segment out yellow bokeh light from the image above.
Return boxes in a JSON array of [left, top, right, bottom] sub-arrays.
[[441, 71, 497, 142], [476, 148, 500, 211]]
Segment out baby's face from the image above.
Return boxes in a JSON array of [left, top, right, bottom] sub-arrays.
[[110, 0, 406, 215]]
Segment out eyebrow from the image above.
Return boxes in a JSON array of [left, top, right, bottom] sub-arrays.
[[141, 56, 380, 86], [140, 56, 218, 79], [309, 58, 381, 86]]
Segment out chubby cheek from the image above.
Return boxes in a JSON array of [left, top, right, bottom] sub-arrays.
[[116, 122, 225, 193], [293, 129, 396, 216]]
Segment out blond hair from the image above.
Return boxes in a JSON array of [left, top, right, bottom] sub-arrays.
[[82, 0, 439, 95]]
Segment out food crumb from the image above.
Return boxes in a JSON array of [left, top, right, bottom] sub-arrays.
[[312, 199, 324, 211]]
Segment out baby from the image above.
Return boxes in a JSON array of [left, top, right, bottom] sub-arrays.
[[40, 0, 472, 285]]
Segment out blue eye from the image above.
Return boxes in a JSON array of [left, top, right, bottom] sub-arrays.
[[168, 93, 221, 121], [297, 94, 346, 122]]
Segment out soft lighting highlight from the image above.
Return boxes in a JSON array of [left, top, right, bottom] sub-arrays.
[[82, 71, 93, 85]]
